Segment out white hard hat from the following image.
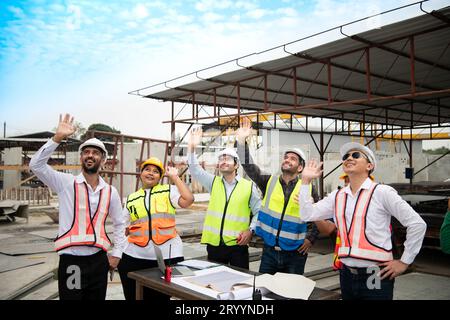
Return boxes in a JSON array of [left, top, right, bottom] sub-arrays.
[[284, 147, 307, 163], [340, 142, 376, 172], [218, 148, 239, 162], [78, 138, 108, 157]]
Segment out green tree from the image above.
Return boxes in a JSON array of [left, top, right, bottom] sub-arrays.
[[81, 123, 133, 142], [423, 147, 450, 155], [73, 121, 86, 140]]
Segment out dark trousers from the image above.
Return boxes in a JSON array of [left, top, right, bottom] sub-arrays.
[[259, 245, 308, 275], [118, 253, 184, 301], [339, 264, 395, 300], [206, 244, 249, 269], [58, 250, 109, 300]]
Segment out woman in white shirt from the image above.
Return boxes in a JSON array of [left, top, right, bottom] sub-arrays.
[[116, 157, 194, 301]]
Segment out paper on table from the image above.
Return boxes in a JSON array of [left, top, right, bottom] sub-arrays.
[[239, 272, 316, 300], [185, 270, 252, 292], [177, 259, 220, 269], [171, 266, 253, 299]]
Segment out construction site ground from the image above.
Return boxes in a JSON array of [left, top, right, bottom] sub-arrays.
[[0, 199, 449, 300]]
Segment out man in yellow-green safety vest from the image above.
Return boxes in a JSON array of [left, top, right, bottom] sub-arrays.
[[187, 128, 261, 269], [236, 118, 321, 275]]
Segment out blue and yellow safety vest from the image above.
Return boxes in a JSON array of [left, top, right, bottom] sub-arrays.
[[256, 176, 310, 251]]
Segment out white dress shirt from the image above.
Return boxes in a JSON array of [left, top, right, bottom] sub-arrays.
[[187, 151, 261, 231], [29, 139, 125, 257], [299, 177, 427, 267], [116, 186, 184, 260]]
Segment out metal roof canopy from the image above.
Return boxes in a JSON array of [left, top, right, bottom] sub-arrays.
[[131, 2, 450, 134], [130, 2, 450, 196]]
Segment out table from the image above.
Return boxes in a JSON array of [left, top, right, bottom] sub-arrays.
[[128, 265, 341, 300]]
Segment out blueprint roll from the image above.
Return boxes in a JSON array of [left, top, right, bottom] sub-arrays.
[[217, 287, 269, 300]]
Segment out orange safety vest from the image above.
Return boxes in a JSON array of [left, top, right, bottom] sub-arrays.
[[54, 182, 112, 252], [332, 235, 343, 270], [334, 183, 393, 262], [126, 185, 177, 247]]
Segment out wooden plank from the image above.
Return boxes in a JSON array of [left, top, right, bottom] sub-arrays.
[[0, 254, 45, 273], [0, 242, 54, 256]]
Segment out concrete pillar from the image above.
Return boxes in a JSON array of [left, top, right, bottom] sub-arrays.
[[66, 151, 81, 176], [3, 147, 22, 189], [112, 142, 166, 200]]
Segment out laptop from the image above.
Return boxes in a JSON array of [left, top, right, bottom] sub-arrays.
[[154, 245, 195, 277]]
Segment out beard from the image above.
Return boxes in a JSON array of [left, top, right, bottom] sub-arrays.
[[220, 167, 234, 175], [82, 159, 101, 174], [281, 167, 296, 175], [281, 163, 298, 175]]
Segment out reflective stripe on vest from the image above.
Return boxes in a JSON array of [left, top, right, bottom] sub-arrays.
[[255, 175, 309, 251], [332, 235, 343, 270], [334, 183, 393, 262], [201, 177, 252, 246], [54, 182, 112, 252], [126, 184, 176, 246]]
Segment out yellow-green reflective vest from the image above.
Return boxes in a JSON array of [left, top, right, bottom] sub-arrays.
[[255, 175, 311, 251], [201, 176, 253, 246], [126, 184, 176, 246]]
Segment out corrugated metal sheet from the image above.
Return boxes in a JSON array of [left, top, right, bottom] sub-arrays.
[[135, 6, 450, 127]]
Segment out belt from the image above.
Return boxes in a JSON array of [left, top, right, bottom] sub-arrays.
[[268, 245, 298, 253], [344, 264, 382, 275]]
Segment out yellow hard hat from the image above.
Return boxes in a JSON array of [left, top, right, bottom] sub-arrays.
[[339, 173, 348, 180], [140, 157, 165, 176]]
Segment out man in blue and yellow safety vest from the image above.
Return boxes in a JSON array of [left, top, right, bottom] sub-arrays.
[[187, 128, 261, 269], [236, 118, 320, 275]]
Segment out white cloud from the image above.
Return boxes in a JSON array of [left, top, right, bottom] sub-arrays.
[[202, 12, 223, 23], [49, 3, 66, 13], [235, 1, 258, 11], [3, 0, 450, 141], [132, 3, 149, 19], [195, 0, 233, 12], [276, 7, 298, 18], [230, 14, 241, 22], [127, 21, 138, 29], [66, 4, 82, 30], [8, 6, 25, 19], [246, 9, 268, 20]]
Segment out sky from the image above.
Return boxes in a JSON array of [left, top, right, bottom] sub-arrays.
[[1, 0, 449, 149]]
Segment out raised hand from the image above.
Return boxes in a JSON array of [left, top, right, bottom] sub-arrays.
[[301, 159, 323, 184], [165, 166, 179, 181], [188, 127, 203, 152], [235, 117, 253, 144], [54, 114, 76, 143]]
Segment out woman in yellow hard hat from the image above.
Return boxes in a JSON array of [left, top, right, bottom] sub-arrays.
[[115, 157, 194, 301]]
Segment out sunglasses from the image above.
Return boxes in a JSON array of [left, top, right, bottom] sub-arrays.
[[342, 151, 368, 161]]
